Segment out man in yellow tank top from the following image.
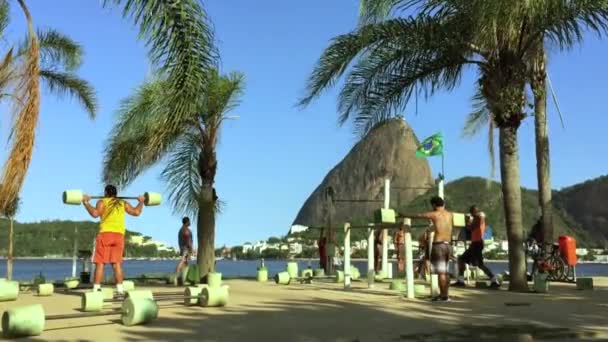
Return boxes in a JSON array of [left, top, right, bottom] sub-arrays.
[[82, 185, 144, 294]]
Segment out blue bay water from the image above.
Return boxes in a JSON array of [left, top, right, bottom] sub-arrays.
[[1, 259, 607, 282]]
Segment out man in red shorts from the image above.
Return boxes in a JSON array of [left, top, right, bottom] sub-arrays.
[[82, 185, 144, 295]]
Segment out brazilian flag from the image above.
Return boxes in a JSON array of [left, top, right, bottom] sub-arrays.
[[416, 133, 443, 157]]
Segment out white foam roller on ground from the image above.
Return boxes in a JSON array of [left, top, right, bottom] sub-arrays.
[[102, 288, 114, 300], [0, 281, 19, 302], [81, 291, 104, 312], [37, 283, 54, 296], [121, 298, 159, 326], [1, 304, 45, 337], [123, 281, 135, 292], [200, 285, 229, 307]]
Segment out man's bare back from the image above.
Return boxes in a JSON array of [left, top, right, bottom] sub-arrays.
[[398, 198, 453, 242], [429, 209, 453, 242]]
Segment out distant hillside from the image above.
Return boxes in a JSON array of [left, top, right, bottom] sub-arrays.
[[399, 177, 594, 246], [553, 175, 608, 244], [0, 219, 176, 258]]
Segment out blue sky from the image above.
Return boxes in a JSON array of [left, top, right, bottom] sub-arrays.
[[1, 1, 606, 248]]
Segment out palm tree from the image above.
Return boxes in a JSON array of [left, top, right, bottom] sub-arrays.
[[0, 0, 98, 212], [102, 70, 245, 279], [465, 46, 557, 247], [1, 195, 20, 280], [299, 0, 608, 291]]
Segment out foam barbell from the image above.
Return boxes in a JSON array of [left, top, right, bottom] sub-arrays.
[[274, 271, 348, 285], [62, 190, 162, 206], [1, 298, 158, 338], [83, 287, 229, 312]]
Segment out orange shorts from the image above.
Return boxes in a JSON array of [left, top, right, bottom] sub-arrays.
[[93, 232, 125, 264]]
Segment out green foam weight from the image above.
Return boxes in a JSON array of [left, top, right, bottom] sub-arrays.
[[275, 272, 290, 285], [389, 280, 406, 292], [121, 298, 158, 326], [200, 285, 229, 307], [64, 279, 79, 289], [144, 192, 162, 206], [82, 291, 104, 312], [313, 269, 325, 277], [374, 208, 396, 224], [301, 269, 313, 278], [576, 277, 594, 290], [335, 271, 344, 283], [102, 288, 114, 300], [1, 304, 45, 337], [62, 190, 83, 205], [123, 281, 135, 292], [414, 284, 426, 296], [286, 262, 298, 279], [125, 290, 153, 300], [533, 273, 549, 293], [37, 283, 54, 296], [207, 272, 222, 288], [257, 269, 268, 282], [0, 281, 19, 301], [167, 274, 178, 286], [185, 287, 202, 305]]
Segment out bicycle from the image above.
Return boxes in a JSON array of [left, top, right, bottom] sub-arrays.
[[526, 240, 576, 282]]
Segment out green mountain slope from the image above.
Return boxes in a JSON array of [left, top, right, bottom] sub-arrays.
[[553, 175, 608, 244], [0, 219, 175, 257]]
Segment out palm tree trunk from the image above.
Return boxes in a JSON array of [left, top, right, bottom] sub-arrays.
[[7, 217, 14, 280], [196, 185, 216, 281], [196, 149, 218, 281], [531, 53, 553, 246], [499, 125, 528, 291]]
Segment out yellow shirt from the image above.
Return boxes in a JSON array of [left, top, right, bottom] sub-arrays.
[[99, 198, 126, 234]]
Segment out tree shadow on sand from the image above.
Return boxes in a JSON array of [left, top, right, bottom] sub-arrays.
[[113, 281, 608, 342]]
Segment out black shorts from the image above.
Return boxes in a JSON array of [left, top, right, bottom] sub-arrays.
[[430, 242, 452, 274], [459, 241, 484, 266]]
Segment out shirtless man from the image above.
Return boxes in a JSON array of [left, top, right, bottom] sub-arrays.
[[399, 196, 453, 302]]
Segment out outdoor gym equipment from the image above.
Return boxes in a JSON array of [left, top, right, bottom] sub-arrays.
[[81, 286, 229, 312], [1, 298, 158, 338], [62, 190, 162, 206]]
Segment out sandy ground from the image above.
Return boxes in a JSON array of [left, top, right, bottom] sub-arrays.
[[1, 277, 608, 341]]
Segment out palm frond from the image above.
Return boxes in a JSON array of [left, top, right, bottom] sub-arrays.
[[200, 70, 245, 144], [18, 28, 83, 71], [0, 0, 40, 213], [160, 132, 202, 217], [102, 0, 219, 166], [461, 87, 491, 138], [300, 14, 479, 133], [359, 0, 398, 24], [102, 78, 191, 187], [0, 48, 15, 97], [39, 69, 97, 118], [0, 0, 9, 35], [339, 16, 478, 136], [530, 0, 608, 53]]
